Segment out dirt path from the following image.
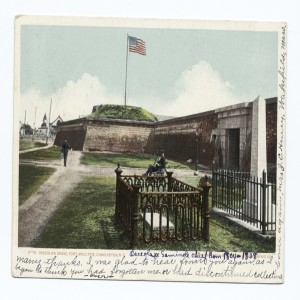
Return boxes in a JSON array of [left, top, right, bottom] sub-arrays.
[[18, 151, 84, 247], [19, 140, 54, 154], [18, 151, 210, 247]]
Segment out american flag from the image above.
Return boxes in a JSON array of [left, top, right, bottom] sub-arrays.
[[128, 36, 146, 56]]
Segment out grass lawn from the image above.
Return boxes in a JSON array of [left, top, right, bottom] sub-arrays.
[[81, 152, 191, 169], [32, 176, 127, 249], [177, 176, 202, 188], [19, 139, 47, 151], [32, 176, 275, 252], [19, 165, 55, 206], [19, 146, 61, 161]]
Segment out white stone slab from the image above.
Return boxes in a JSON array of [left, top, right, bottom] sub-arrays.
[[142, 212, 174, 229]]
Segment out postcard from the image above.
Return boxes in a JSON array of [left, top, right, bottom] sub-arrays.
[[12, 15, 286, 283]]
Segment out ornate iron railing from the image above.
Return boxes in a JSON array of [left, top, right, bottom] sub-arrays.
[[115, 167, 211, 248]]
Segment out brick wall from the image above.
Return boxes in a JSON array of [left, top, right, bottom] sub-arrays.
[[145, 111, 218, 166], [83, 120, 154, 152], [54, 123, 87, 150], [55, 99, 277, 167], [266, 99, 277, 164]]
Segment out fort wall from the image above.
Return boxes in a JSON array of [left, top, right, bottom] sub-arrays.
[[266, 98, 277, 165], [54, 98, 277, 169], [55, 118, 154, 153], [55, 121, 87, 150], [145, 110, 218, 166]]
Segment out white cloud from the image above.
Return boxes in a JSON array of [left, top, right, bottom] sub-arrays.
[[19, 73, 121, 126], [166, 61, 242, 117], [19, 62, 245, 126], [111, 61, 242, 118]]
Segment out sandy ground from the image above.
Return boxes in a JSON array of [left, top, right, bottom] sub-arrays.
[[18, 150, 210, 247]]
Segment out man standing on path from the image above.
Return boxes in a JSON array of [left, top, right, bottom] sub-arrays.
[[61, 138, 70, 167]]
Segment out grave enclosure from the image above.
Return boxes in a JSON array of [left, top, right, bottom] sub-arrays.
[[115, 168, 211, 248]]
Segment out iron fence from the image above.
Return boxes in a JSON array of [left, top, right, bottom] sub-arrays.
[[115, 168, 211, 248], [212, 169, 276, 234]]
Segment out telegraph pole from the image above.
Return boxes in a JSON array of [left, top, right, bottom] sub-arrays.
[[23, 110, 26, 137], [46, 98, 52, 145], [32, 106, 37, 141]]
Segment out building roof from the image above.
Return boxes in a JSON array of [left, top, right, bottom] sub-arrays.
[[50, 115, 63, 126]]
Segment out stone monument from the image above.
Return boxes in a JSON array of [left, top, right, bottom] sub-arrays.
[[250, 96, 267, 178], [242, 96, 267, 221]]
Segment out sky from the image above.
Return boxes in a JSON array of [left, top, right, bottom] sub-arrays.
[[19, 23, 278, 125]]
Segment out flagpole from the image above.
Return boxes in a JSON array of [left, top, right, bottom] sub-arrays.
[[124, 34, 129, 107]]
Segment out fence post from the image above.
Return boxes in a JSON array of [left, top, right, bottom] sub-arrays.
[[166, 171, 174, 192], [212, 169, 216, 207], [201, 175, 212, 242], [262, 170, 267, 235], [115, 163, 123, 221], [131, 185, 141, 249]]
